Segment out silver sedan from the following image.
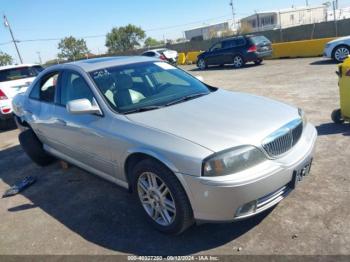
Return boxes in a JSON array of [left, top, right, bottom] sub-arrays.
[[12, 56, 317, 234]]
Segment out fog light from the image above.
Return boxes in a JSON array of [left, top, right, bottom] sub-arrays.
[[235, 200, 257, 217]]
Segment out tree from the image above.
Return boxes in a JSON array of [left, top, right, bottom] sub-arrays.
[[106, 24, 146, 53], [144, 37, 163, 48], [58, 36, 89, 61], [0, 52, 13, 66]]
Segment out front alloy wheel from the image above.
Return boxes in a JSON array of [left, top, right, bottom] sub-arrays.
[[197, 58, 207, 70], [233, 55, 244, 68], [137, 172, 176, 226], [132, 159, 194, 234], [334, 46, 350, 62]]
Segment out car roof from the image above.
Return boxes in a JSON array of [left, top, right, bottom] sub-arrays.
[[55, 56, 159, 72], [0, 64, 41, 71]]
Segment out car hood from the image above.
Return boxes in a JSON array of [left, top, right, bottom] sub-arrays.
[[329, 36, 350, 44], [127, 89, 300, 152]]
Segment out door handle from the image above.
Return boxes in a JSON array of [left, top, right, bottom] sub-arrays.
[[56, 119, 67, 126]]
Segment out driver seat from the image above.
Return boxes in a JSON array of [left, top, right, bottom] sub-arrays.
[[114, 74, 133, 107]]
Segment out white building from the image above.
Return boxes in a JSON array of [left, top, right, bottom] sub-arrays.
[[240, 5, 328, 32], [184, 22, 232, 41], [327, 6, 350, 21]]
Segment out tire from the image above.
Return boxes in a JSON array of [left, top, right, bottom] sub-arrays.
[[232, 55, 245, 68], [19, 129, 56, 166], [197, 58, 207, 70], [331, 109, 345, 124], [132, 159, 194, 235], [254, 59, 263, 65], [332, 45, 350, 63]]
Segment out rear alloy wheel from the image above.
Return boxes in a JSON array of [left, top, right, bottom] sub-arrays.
[[331, 109, 345, 124], [333, 46, 350, 63], [233, 55, 245, 68], [132, 159, 194, 235], [197, 58, 207, 70]]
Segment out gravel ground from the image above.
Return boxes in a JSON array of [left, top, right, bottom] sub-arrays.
[[0, 57, 349, 256]]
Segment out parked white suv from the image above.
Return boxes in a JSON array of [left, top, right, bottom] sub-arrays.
[[324, 36, 350, 62], [0, 64, 43, 126]]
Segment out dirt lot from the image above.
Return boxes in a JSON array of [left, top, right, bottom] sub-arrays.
[[0, 58, 349, 256]]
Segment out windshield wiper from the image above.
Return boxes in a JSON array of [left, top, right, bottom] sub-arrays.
[[165, 92, 209, 107], [123, 105, 163, 115]]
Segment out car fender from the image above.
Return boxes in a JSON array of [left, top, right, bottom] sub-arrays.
[[122, 147, 180, 176]]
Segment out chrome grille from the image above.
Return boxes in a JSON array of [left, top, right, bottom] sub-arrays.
[[262, 119, 303, 158]]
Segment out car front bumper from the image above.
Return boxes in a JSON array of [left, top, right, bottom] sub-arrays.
[[176, 123, 317, 222], [323, 46, 333, 58]]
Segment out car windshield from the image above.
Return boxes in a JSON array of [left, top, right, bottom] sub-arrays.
[[0, 66, 44, 83], [90, 62, 211, 114]]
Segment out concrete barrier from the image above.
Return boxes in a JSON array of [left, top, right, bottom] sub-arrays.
[[177, 53, 186, 65], [185, 51, 202, 64], [271, 37, 336, 59]]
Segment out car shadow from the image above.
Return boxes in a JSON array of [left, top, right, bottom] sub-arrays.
[[316, 122, 350, 136], [0, 119, 17, 133], [189, 63, 259, 72], [0, 145, 272, 255], [310, 59, 338, 66]]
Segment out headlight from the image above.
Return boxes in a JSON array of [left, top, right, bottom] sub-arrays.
[[202, 146, 267, 177], [298, 108, 307, 126]]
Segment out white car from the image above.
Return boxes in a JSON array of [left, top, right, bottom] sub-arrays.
[[324, 36, 350, 62], [142, 49, 178, 65], [0, 64, 43, 126]]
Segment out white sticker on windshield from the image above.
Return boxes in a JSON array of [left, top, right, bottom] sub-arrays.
[[154, 62, 176, 70]]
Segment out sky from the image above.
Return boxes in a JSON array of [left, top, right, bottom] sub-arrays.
[[1, 0, 350, 64]]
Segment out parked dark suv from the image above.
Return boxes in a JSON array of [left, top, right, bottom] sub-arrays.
[[197, 35, 272, 70]]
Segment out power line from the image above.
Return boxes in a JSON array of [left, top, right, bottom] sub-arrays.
[[144, 14, 232, 31], [0, 13, 233, 45]]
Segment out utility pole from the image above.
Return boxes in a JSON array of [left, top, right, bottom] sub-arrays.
[[333, 0, 338, 36], [306, 0, 309, 6], [36, 52, 42, 64], [3, 15, 23, 64], [229, 0, 236, 29]]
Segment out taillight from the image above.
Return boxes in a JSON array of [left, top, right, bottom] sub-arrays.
[[0, 88, 8, 100], [159, 54, 167, 60], [248, 45, 257, 53]]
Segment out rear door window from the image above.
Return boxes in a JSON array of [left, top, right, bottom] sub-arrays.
[[222, 40, 235, 49], [143, 52, 155, 57], [210, 42, 222, 51], [250, 36, 271, 45], [39, 73, 59, 103]]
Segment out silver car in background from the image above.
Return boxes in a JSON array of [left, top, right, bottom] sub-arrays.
[[13, 57, 317, 234], [324, 36, 350, 62]]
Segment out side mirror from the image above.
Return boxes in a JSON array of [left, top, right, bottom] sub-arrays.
[[66, 99, 102, 116], [195, 76, 204, 82]]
